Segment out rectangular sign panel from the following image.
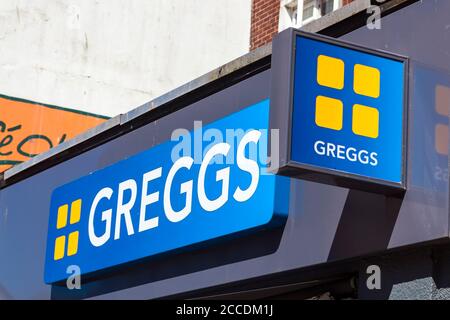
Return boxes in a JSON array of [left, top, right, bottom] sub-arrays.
[[270, 30, 408, 194], [44, 100, 289, 284]]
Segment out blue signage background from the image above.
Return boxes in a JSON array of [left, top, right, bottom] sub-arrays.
[[44, 100, 289, 284], [291, 35, 405, 184]]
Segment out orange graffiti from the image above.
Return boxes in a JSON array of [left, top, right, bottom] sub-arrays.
[[0, 95, 108, 173]]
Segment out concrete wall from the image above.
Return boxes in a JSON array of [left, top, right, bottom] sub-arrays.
[[0, 0, 252, 117]]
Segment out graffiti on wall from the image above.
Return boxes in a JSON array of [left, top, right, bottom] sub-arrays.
[[0, 95, 108, 173]]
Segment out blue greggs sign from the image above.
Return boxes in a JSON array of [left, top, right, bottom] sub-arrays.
[[270, 30, 408, 194], [44, 100, 289, 284]]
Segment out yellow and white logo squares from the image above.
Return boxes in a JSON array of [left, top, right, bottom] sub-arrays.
[[315, 54, 381, 139], [54, 199, 82, 261]]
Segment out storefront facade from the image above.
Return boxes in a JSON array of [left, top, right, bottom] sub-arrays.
[[1, 0, 450, 300]]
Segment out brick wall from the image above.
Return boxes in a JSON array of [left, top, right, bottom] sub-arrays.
[[250, 0, 281, 50], [250, 0, 356, 51]]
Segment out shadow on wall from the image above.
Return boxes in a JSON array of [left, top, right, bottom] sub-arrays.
[[327, 189, 403, 261], [0, 284, 11, 299]]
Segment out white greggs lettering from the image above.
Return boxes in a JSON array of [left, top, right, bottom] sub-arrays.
[[313, 140, 378, 166], [88, 130, 262, 247]]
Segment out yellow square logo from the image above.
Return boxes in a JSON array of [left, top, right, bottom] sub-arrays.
[[435, 123, 448, 156], [354, 64, 380, 98], [315, 96, 343, 131], [70, 199, 82, 224], [53, 199, 82, 260], [317, 55, 345, 90], [315, 54, 381, 139], [352, 104, 379, 139], [434, 85, 449, 156], [56, 204, 68, 229], [54, 236, 66, 261], [435, 85, 450, 116], [67, 231, 79, 256]]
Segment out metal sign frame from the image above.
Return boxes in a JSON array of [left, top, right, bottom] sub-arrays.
[[269, 28, 409, 195]]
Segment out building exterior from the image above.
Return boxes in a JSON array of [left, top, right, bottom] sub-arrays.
[[0, 1, 351, 117], [0, 0, 253, 117], [253, 0, 354, 50], [0, 0, 353, 173], [3, 0, 450, 300]]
